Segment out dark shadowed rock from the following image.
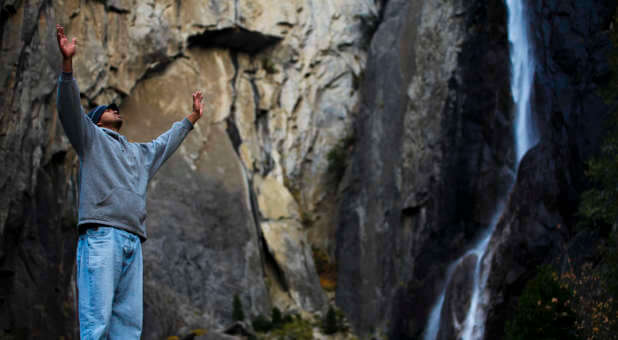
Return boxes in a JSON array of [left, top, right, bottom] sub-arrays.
[[336, 0, 513, 337], [483, 0, 614, 337], [188, 27, 281, 54], [438, 254, 476, 340]]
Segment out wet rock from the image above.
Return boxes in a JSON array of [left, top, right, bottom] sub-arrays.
[[438, 254, 477, 340], [483, 0, 614, 337]]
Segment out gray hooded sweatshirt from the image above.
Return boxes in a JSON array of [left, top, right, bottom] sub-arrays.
[[57, 72, 193, 240]]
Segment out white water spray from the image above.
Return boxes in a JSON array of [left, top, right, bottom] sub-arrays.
[[423, 1, 537, 339], [509, 0, 537, 163]]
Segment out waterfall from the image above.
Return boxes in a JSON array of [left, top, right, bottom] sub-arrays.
[[509, 0, 537, 163], [423, 1, 537, 339]]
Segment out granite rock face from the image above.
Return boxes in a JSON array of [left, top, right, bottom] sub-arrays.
[[2, 0, 612, 338], [336, 0, 514, 336], [0, 0, 378, 338], [336, 0, 612, 338]]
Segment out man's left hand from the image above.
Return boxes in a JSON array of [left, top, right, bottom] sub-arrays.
[[187, 90, 204, 124]]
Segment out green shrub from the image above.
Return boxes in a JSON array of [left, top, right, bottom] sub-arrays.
[[252, 308, 299, 334], [232, 294, 244, 322], [326, 134, 355, 184], [560, 258, 618, 340], [282, 313, 294, 324], [270, 317, 313, 340], [504, 265, 577, 340], [322, 306, 338, 334], [335, 308, 349, 333], [605, 232, 618, 298], [271, 307, 283, 329], [252, 314, 272, 333]]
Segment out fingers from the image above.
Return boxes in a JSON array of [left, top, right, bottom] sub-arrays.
[[191, 90, 205, 118], [55, 25, 77, 44], [56, 24, 64, 42], [192, 90, 204, 102]]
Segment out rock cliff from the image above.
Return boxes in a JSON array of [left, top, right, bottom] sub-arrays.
[[1, 0, 613, 339], [0, 0, 378, 338], [337, 0, 514, 336], [484, 0, 613, 338], [336, 0, 613, 338]]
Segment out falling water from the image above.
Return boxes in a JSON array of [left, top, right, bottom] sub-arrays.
[[509, 0, 537, 163], [423, 1, 537, 339]]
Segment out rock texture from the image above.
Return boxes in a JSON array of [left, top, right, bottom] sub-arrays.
[[336, 0, 514, 336], [336, 0, 613, 338], [484, 0, 614, 338], [2, 0, 612, 338], [0, 0, 378, 338]]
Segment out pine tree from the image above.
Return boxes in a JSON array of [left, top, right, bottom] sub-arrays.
[[322, 306, 338, 335], [271, 307, 282, 328], [232, 294, 244, 322]]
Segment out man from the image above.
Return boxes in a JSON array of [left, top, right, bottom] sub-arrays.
[[55, 24, 204, 339]]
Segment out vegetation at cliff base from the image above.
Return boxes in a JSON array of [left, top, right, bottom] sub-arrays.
[[505, 265, 577, 340], [561, 258, 617, 340], [251, 309, 312, 340], [322, 306, 338, 334]]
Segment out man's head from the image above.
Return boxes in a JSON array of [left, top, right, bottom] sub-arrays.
[[88, 103, 123, 131]]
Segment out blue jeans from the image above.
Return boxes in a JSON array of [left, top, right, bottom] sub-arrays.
[[76, 226, 143, 339]]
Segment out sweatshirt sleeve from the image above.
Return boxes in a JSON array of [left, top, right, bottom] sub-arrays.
[[140, 118, 194, 180], [56, 72, 96, 156]]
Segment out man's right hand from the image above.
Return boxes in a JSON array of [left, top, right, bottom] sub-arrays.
[[56, 24, 77, 72]]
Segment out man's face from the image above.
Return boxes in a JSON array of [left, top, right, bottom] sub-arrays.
[[97, 107, 123, 130]]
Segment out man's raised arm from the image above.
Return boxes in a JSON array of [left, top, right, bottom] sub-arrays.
[[55, 24, 95, 156], [142, 91, 205, 179]]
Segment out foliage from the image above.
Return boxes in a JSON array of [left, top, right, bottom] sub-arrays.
[[326, 134, 355, 184], [559, 257, 618, 340], [577, 132, 618, 229], [322, 306, 338, 334], [579, 7, 618, 230], [311, 246, 337, 291], [252, 314, 273, 333], [271, 307, 282, 328], [335, 308, 350, 333], [252, 308, 297, 334], [504, 265, 577, 340], [268, 317, 314, 340], [232, 294, 245, 322], [605, 232, 618, 299], [253, 311, 313, 340], [570, 7, 618, 337]]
